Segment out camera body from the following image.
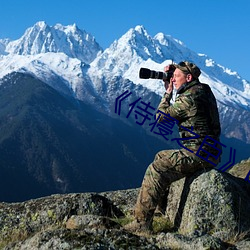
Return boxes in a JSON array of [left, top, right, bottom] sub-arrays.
[[139, 65, 176, 82]]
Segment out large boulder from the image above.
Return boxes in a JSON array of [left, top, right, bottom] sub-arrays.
[[165, 169, 250, 241]]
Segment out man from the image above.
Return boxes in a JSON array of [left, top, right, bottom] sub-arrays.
[[124, 61, 221, 233]]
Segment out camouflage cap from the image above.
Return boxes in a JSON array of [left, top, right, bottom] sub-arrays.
[[176, 61, 201, 79]]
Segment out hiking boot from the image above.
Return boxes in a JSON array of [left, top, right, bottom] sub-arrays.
[[124, 219, 152, 233]]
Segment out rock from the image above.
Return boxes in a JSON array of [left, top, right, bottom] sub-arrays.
[[165, 169, 250, 241], [0, 192, 124, 248], [65, 214, 120, 230], [156, 232, 228, 250], [4, 228, 162, 250], [1, 168, 250, 249], [101, 188, 140, 215], [235, 240, 250, 250]]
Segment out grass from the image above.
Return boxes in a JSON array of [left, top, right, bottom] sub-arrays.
[[112, 216, 134, 227], [152, 216, 174, 234]]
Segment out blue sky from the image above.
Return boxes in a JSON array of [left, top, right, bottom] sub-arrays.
[[1, 0, 250, 81]]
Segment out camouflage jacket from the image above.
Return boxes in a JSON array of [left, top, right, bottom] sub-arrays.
[[157, 79, 221, 151]]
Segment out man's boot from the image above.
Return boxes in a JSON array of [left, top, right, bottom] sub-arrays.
[[123, 218, 153, 233]]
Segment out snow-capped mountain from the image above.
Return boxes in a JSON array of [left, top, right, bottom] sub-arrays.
[[87, 25, 250, 148], [0, 52, 99, 102], [0, 21, 104, 103], [3, 21, 102, 64], [89, 25, 250, 110], [0, 22, 250, 144], [1, 22, 249, 110]]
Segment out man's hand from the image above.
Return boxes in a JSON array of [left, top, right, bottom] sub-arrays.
[[163, 65, 174, 94]]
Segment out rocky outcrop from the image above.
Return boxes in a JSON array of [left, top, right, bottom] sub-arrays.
[[0, 169, 250, 249], [165, 169, 250, 240]]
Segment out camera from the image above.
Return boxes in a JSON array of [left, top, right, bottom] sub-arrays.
[[139, 64, 176, 82]]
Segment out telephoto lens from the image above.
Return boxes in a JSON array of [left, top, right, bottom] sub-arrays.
[[139, 65, 176, 82], [139, 68, 167, 80]]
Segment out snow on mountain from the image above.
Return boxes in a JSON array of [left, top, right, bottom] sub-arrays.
[[4, 21, 102, 64], [0, 22, 250, 113], [89, 26, 168, 84], [0, 53, 78, 92], [0, 39, 9, 55], [0, 52, 102, 106], [0, 22, 105, 104], [89, 25, 250, 111]]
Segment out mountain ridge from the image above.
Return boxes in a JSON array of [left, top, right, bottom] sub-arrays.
[[1, 22, 249, 108], [3, 21, 102, 64]]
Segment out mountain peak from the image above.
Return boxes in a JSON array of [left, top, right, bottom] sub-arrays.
[[125, 25, 151, 41], [34, 21, 48, 29], [153, 32, 186, 51], [54, 23, 79, 33], [134, 25, 147, 34], [5, 21, 102, 64]]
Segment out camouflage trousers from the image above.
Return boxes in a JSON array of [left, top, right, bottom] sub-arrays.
[[134, 148, 217, 223]]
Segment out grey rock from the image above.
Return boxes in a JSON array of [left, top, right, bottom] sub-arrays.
[[66, 214, 120, 230], [101, 188, 140, 215], [156, 232, 227, 250], [165, 169, 250, 241], [0, 192, 123, 247], [4, 228, 161, 250], [235, 240, 250, 250]]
